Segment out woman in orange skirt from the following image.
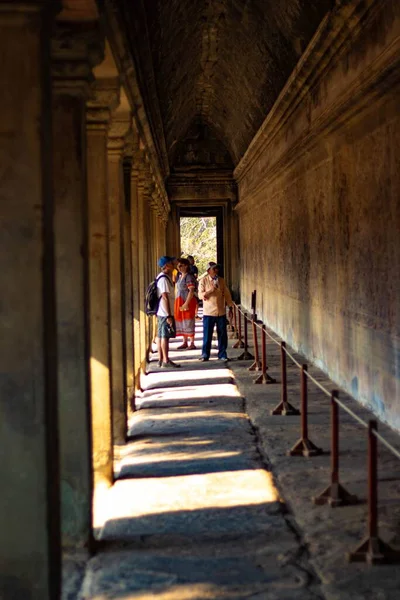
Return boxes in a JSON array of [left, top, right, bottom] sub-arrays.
[[174, 258, 197, 349]]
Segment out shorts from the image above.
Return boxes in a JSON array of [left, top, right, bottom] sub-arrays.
[[157, 316, 176, 339]]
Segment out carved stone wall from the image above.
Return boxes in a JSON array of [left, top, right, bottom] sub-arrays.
[[236, 1, 400, 429]]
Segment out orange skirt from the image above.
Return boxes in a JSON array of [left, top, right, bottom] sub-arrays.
[[174, 296, 197, 336]]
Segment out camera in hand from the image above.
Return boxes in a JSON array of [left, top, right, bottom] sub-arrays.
[[166, 322, 175, 337]]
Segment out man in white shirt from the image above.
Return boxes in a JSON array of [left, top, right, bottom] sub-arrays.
[[156, 256, 181, 368]]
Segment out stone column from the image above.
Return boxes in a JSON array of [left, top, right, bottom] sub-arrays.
[[137, 154, 152, 366], [130, 137, 142, 391], [86, 80, 119, 486], [52, 22, 102, 550], [123, 152, 135, 410], [0, 2, 60, 598], [167, 203, 181, 257], [108, 118, 130, 444]]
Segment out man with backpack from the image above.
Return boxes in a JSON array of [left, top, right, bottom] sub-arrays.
[[155, 256, 181, 368]]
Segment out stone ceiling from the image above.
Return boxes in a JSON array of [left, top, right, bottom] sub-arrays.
[[139, 0, 332, 167]]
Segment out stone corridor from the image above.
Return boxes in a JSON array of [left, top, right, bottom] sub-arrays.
[[1, 1, 399, 597], [68, 320, 317, 599], [64, 319, 400, 600]]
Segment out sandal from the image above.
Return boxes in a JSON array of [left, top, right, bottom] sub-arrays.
[[187, 344, 197, 350], [177, 344, 188, 350]]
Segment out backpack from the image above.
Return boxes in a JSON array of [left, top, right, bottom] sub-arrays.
[[144, 274, 168, 316]]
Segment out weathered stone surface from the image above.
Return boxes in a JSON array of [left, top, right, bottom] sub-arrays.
[[227, 323, 400, 600], [107, 114, 130, 445], [236, 1, 400, 430], [0, 3, 60, 598], [86, 88, 114, 486], [52, 27, 95, 548]]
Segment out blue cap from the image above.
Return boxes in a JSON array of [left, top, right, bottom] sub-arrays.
[[158, 255, 175, 268]]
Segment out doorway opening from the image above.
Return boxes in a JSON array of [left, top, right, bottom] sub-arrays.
[[180, 216, 217, 276]]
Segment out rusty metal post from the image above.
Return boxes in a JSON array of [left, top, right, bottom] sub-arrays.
[[249, 318, 261, 371], [370, 421, 378, 539], [288, 365, 322, 456], [238, 312, 254, 360], [281, 342, 287, 402], [230, 304, 238, 339], [233, 306, 244, 348], [251, 289, 257, 322], [348, 421, 400, 564], [227, 304, 234, 333], [271, 342, 299, 415], [255, 325, 277, 384], [313, 391, 358, 506], [227, 311, 233, 332]]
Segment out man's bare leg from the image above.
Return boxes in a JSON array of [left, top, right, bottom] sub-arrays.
[[156, 336, 162, 364], [161, 338, 169, 363]]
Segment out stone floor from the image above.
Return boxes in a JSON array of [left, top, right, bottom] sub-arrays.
[[63, 316, 400, 600]]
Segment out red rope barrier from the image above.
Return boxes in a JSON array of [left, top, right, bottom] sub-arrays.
[[232, 296, 400, 563]]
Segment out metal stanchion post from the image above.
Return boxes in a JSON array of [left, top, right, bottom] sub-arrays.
[[227, 304, 234, 333], [255, 325, 277, 384], [313, 391, 358, 506], [348, 421, 400, 564], [251, 289, 257, 322], [233, 306, 245, 348], [271, 342, 299, 415], [230, 304, 238, 339], [288, 365, 322, 456], [249, 318, 261, 371], [238, 312, 254, 360]]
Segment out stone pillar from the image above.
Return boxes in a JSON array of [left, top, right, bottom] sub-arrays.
[[138, 155, 152, 365], [230, 208, 241, 301], [86, 80, 118, 486], [150, 189, 159, 272], [130, 138, 142, 390], [167, 203, 181, 258], [0, 2, 60, 598], [108, 118, 130, 444], [123, 152, 135, 410], [52, 22, 102, 550]]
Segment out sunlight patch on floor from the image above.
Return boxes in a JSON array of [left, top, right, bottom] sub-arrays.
[[88, 581, 256, 600], [117, 438, 216, 458], [131, 408, 245, 421], [120, 449, 241, 467], [142, 367, 234, 386], [93, 469, 280, 529], [138, 383, 241, 406]]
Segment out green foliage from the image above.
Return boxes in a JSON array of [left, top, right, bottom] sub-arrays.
[[180, 217, 217, 275]]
